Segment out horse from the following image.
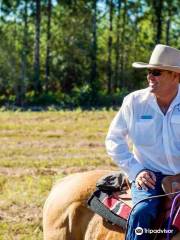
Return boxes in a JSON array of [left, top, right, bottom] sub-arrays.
[[43, 170, 180, 240]]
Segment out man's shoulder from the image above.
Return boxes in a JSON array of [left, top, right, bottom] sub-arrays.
[[124, 88, 150, 103]]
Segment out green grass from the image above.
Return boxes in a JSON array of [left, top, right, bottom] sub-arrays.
[[0, 110, 117, 239]]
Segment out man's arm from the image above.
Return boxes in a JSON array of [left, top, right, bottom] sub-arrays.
[[105, 96, 144, 182]]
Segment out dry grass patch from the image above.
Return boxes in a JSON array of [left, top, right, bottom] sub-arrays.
[[0, 110, 117, 239]]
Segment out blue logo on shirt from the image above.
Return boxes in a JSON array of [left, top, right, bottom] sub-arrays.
[[140, 115, 153, 119]]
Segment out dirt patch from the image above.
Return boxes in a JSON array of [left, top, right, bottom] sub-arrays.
[[0, 166, 117, 177], [0, 204, 42, 223], [77, 141, 105, 148], [0, 167, 57, 177]]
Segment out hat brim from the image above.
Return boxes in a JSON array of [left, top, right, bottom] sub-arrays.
[[132, 62, 180, 73]]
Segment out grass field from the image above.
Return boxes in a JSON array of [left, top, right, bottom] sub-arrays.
[[0, 110, 118, 239]]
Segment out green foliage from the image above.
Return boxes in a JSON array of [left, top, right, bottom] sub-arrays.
[[71, 84, 92, 107], [0, 0, 180, 107], [25, 90, 61, 105]]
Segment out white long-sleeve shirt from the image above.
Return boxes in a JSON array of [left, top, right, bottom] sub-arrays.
[[105, 86, 180, 181]]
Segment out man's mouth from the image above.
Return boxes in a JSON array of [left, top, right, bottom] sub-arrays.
[[149, 82, 157, 88]]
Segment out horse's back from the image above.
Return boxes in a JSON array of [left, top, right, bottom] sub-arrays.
[[43, 169, 124, 240]]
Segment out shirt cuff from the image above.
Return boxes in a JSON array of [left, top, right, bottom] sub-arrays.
[[128, 162, 144, 182]]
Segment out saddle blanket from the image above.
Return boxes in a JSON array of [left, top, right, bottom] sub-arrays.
[[99, 191, 131, 220], [87, 189, 132, 230]]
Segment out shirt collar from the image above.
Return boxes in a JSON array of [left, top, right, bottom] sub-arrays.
[[147, 84, 180, 114], [170, 84, 180, 107]]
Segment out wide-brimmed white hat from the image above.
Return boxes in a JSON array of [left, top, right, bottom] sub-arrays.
[[132, 44, 180, 73]]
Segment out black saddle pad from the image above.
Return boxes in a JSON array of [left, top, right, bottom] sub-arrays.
[[87, 189, 131, 230]]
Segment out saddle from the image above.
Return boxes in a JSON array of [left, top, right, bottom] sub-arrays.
[[87, 172, 132, 230], [87, 173, 180, 239]]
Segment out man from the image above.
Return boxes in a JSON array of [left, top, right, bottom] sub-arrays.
[[105, 44, 180, 240]]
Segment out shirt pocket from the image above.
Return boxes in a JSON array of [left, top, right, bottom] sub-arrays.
[[171, 115, 180, 139], [135, 119, 156, 146]]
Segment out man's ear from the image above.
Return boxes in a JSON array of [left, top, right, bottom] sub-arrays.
[[176, 73, 180, 82], [172, 72, 180, 82]]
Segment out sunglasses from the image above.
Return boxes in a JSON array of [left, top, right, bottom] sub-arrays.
[[147, 69, 162, 76]]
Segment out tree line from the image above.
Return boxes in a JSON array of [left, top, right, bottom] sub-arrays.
[[0, 0, 180, 108]]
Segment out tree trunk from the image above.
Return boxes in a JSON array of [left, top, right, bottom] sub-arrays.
[[17, 0, 28, 106], [34, 0, 41, 94], [120, 0, 127, 88], [153, 0, 163, 44], [45, 0, 52, 92], [90, 0, 98, 98], [166, 6, 172, 45], [107, 0, 113, 94], [114, 0, 121, 92]]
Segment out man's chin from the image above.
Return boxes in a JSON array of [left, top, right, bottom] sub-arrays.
[[149, 86, 157, 93], [149, 88, 155, 93]]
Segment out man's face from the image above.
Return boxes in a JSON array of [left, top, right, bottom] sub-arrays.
[[147, 69, 178, 96]]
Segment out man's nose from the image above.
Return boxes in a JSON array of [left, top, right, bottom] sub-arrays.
[[148, 74, 156, 80]]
